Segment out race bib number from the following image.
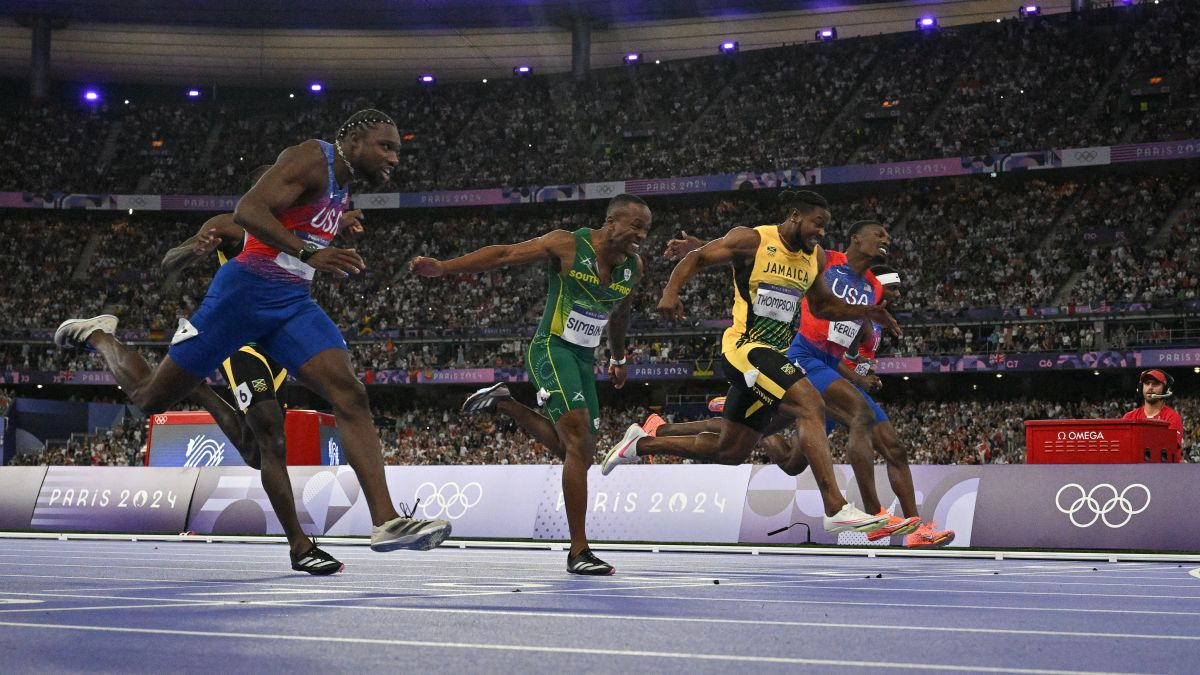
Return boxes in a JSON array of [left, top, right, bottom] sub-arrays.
[[233, 382, 253, 411], [753, 283, 801, 322], [561, 306, 608, 348], [828, 320, 861, 348]]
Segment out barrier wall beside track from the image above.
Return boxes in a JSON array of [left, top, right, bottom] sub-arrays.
[[0, 465, 1194, 552]]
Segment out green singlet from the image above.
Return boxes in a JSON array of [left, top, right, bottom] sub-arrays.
[[525, 228, 638, 433]]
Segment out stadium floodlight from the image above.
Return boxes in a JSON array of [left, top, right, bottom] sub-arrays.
[[419, 74, 436, 84], [513, 65, 532, 76], [83, 90, 99, 102], [624, 52, 642, 64], [719, 41, 739, 54], [309, 82, 323, 92], [816, 27, 837, 42], [916, 16, 938, 30], [187, 89, 201, 98], [1019, 5, 1041, 17]]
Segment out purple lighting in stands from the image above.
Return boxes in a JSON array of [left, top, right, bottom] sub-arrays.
[[513, 65, 531, 76], [419, 74, 435, 84], [309, 83, 322, 92], [719, 41, 738, 54], [83, 90, 99, 101], [816, 27, 837, 41], [916, 16, 938, 30], [624, 52, 641, 64], [187, 89, 200, 98], [1020, 4, 1042, 16]]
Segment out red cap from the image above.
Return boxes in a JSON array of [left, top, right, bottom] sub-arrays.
[[1141, 369, 1168, 384]]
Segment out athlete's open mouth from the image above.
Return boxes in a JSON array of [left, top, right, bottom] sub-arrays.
[[879, 245, 889, 256]]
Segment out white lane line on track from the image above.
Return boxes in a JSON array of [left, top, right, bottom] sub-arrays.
[[183, 589, 374, 596], [211, 600, 1200, 643], [0, 620, 1143, 674], [8, 586, 1197, 621], [1, 553, 1185, 584], [6, 568, 1197, 609], [438, 591, 1200, 617], [0, 602, 229, 615], [4, 545, 1170, 573]]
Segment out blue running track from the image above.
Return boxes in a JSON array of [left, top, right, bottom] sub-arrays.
[[0, 539, 1197, 673]]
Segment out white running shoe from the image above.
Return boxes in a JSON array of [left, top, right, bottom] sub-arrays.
[[601, 423, 648, 476], [54, 314, 119, 349], [823, 502, 890, 533], [370, 515, 452, 552], [461, 382, 512, 414]]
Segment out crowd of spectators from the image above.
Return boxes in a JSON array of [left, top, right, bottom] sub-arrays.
[[11, 395, 1197, 467], [8, 415, 145, 467], [0, 170, 1194, 368], [0, 3, 1197, 195]]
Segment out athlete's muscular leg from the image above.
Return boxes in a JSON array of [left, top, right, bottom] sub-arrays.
[[636, 419, 759, 465], [553, 408, 596, 555], [295, 348, 399, 527], [87, 333, 202, 414], [188, 384, 257, 467], [823, 380, 883, 514], [497, 399, 564, 460], [871, 421, 918, 519], [245, 401, 311, 556], [654, 418, 720, 437], [652, 415, 805, 474], [777, 378, 848, 517]]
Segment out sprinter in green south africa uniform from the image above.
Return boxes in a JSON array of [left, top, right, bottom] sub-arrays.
[[409, 194, 651, 575]]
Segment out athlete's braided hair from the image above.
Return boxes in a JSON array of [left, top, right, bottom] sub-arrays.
[[335, 109, 396, 140], [778, 189, 829, 215]]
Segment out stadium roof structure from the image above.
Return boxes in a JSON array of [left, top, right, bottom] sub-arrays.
[[0, 0, 1061, 87], [1, 0, 922, 30]]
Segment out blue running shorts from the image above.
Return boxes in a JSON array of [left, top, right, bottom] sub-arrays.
[[168, 260, 346, 378], [786, 335, 888, 432]]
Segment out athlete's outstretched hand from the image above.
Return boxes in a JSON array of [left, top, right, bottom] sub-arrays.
[[408, 256, 444, 277], [339, 209, 365, 239], [854, 371, 883, 393], [309, 246, 365, 275], [192, 227, 222, 256], [656, 292, 686, 320], [663, 231, 703, 261], [865, 302, 902, 337], [609, 361, 628, 389]]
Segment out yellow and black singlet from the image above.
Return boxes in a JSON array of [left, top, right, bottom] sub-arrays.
[[721, 225, 819, 354]]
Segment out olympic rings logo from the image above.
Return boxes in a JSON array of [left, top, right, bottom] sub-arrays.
[[414, 481, 483, 520], [1055, 483, 1150, 529], [153, 415, 168, 426], [1074, 150, 1098, 162]]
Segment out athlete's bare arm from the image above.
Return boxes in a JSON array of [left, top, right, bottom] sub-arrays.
[[605, 255, 642, 388], [233, 141, 365, 276], [663, 232, 705, 261], [161, 214, 245, 274], [658, 227, 760, 320], [805, 247, 902, 336], [408, 229, 577, 277]]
